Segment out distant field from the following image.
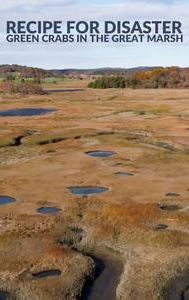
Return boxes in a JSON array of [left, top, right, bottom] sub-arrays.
[[0, 76, 65, 83], [0, 76, 83, 84], [42, 77, 66, 83]]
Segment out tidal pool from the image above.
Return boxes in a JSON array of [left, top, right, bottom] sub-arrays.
[[37, 207, 61, 214], [166, 192, 180, 197], [32, 269, 62, 279], [68, 186, 109, 195], [164, 270, 189, 300], [159, 204, 181, 211], [154, 224, 168, 230], [0, 196, 16, 205], [114, 172, 134, 177], [85, 151, 116, 158], [0, 291, 9, 300], [47, 89, 85, 93], [0, 108, 56, 117]]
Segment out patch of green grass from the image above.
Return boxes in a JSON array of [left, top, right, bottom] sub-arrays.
[[148, 107, 170, 114], [0, 138, 16, 148], [42, 77, 65, 84], [134, 107, 169, 115]]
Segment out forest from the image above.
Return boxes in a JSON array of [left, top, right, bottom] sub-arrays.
[[88, 67, 189, 89]]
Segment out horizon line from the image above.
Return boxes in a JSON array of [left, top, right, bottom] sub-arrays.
[[1, 64, 189, 71]]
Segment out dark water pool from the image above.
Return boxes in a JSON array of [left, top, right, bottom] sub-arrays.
[[32, 269, 62, 279], [159, 204, 180, 211], [47, 89, 85, 93], [164, 270, 189, 300], [182, 286, 189, 300], [0, 108, 56, 117], [68, 186, 109, 195], [166, 192, 180, 197], [85, 151, 116, 158], [154, 224, 168, 230], [0, 291, 9, 300], [115, 172, 134, 177], [37, 207, 61, 214], [0, 196, 16, 205]]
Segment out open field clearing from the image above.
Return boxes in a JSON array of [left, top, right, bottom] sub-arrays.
[[0, 81, 189, 299]]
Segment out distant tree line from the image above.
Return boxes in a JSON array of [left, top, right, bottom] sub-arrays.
[[88, 67, 189, 89], [88, 76, 126, 89], [0, 65, 49, 95], [2, 79, 45, 95], [0, 64, 53, 79], [1, 73, 45, 95]]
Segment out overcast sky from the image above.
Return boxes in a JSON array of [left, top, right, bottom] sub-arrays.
[[0, 0, 189, 69]]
